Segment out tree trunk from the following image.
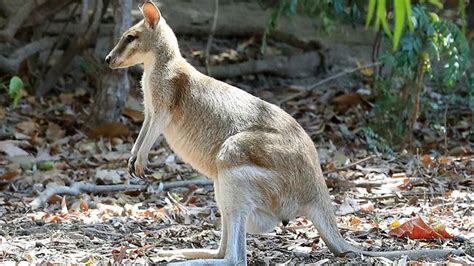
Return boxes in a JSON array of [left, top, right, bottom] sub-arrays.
[[90, 0, 132, 127]]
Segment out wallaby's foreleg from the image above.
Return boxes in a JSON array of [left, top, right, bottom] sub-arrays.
[[131, 115, 165, 177], [128, 113, 151, 176]]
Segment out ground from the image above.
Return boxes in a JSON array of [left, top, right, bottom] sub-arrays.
[[0, 35, 473, 265]]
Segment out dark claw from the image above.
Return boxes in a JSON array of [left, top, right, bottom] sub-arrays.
[[145, 168, 153, 175], [128, 155, 137, 177]]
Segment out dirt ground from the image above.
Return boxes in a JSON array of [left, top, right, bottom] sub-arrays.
[[0, 32, 473, 265]]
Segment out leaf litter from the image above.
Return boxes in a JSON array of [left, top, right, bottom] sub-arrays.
[[0, 37, 472, 265]]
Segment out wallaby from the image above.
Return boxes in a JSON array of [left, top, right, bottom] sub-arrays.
[[105, 1, 462, 265]]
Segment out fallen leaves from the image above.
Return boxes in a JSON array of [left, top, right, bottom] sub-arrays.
[[388, 217, 453, 240], [123, 108, 144, 123], [0, 170, 21, 182], [89, 122, 130, 139]]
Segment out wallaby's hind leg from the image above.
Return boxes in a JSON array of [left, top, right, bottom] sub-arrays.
[[157, 180, 228, 260], [163, 170, 250, 265]]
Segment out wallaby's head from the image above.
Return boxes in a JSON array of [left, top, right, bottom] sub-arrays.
[[106, 1, 167, 69]]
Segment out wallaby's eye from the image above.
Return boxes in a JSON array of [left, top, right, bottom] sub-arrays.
[[126, 35, 136, 43]]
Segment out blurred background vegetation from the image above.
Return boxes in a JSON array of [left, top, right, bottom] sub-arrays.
[[0, 0, 472, 154]]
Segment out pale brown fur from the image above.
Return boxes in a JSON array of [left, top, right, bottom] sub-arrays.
[[105, 1, 463, 265]]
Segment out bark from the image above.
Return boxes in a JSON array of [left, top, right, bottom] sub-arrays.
[[89, 0, 132, 127]]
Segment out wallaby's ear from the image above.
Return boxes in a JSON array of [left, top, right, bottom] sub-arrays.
[[141, 1, 161, 29]]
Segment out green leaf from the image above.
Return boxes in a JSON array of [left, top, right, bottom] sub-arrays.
[[366, 0, 376, 28], [376, 0, 392, 37], [8, 76, 23, 97], [8, 76, 24, 108], [393, 0, 406, 50], [38, 161, 54, 171], [427, 0, 443, 9], [404, 0, 414, 31]]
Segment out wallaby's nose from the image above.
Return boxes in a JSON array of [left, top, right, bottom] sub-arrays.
[[105, 55, 111, 64]]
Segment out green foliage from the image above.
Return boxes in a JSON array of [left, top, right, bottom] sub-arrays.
[[1, 76, 25, 108], [264, 1, 471, 150], [381, 6, 470, 86], [373, 5, 470, 145]]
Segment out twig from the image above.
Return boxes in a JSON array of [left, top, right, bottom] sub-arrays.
[[323, 155, 376, 174], [307, 62, 382, 91], [30, 179, 214, 209], [278, 62, 383, 104], [205, 0, 219, 75]]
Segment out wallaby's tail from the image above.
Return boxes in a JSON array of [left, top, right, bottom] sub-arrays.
[[307, 201, 463, 259]]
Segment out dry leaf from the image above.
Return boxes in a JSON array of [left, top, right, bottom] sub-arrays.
[[350, 216, 362, 226], [123, 108, 144, 123], [438, 156, 449, 165], [388, 217, 453, 240], [359, 202, 375, 213], [390, 220, 401, 229], [80, 199, 89, 212], [0, 170, 21, 182], [89, 122, 130, 139], [356, 59, 375, 77], [331, 93, 365, 113], [16, 121, 39, 135], [421, 154, 433, 168], [48, 194, 63, 205], [46, 122, 65, 142], [397, 178, 412, 190]]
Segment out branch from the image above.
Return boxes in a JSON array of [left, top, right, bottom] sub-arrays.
[[307, 62, 382, 91], [205, 0, 219, 75], [0, 0, 48, 42], [323, 155, 376, 174], [0, 37, 55, 74], [30, 179, 214, 209], [35, 0, 104, 96]]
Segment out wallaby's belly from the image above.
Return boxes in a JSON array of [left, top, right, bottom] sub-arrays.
[[163, 124, 223, 179]]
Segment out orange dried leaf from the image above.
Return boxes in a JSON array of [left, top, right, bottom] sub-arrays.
[[89, 122, 130, 139], [421, 155, 432, 168], [326, 162, 336, 172], [350, 216, 361, 226], [0, 170, 21, 182], [50, 215, 61, 223], [438, 156, 449, 165], [388, 217, 452, 240], [48, 194, 63, 205], [80, 199, 89, 212], [397, 178, 412, 190], [123, 108, 144, 123]]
